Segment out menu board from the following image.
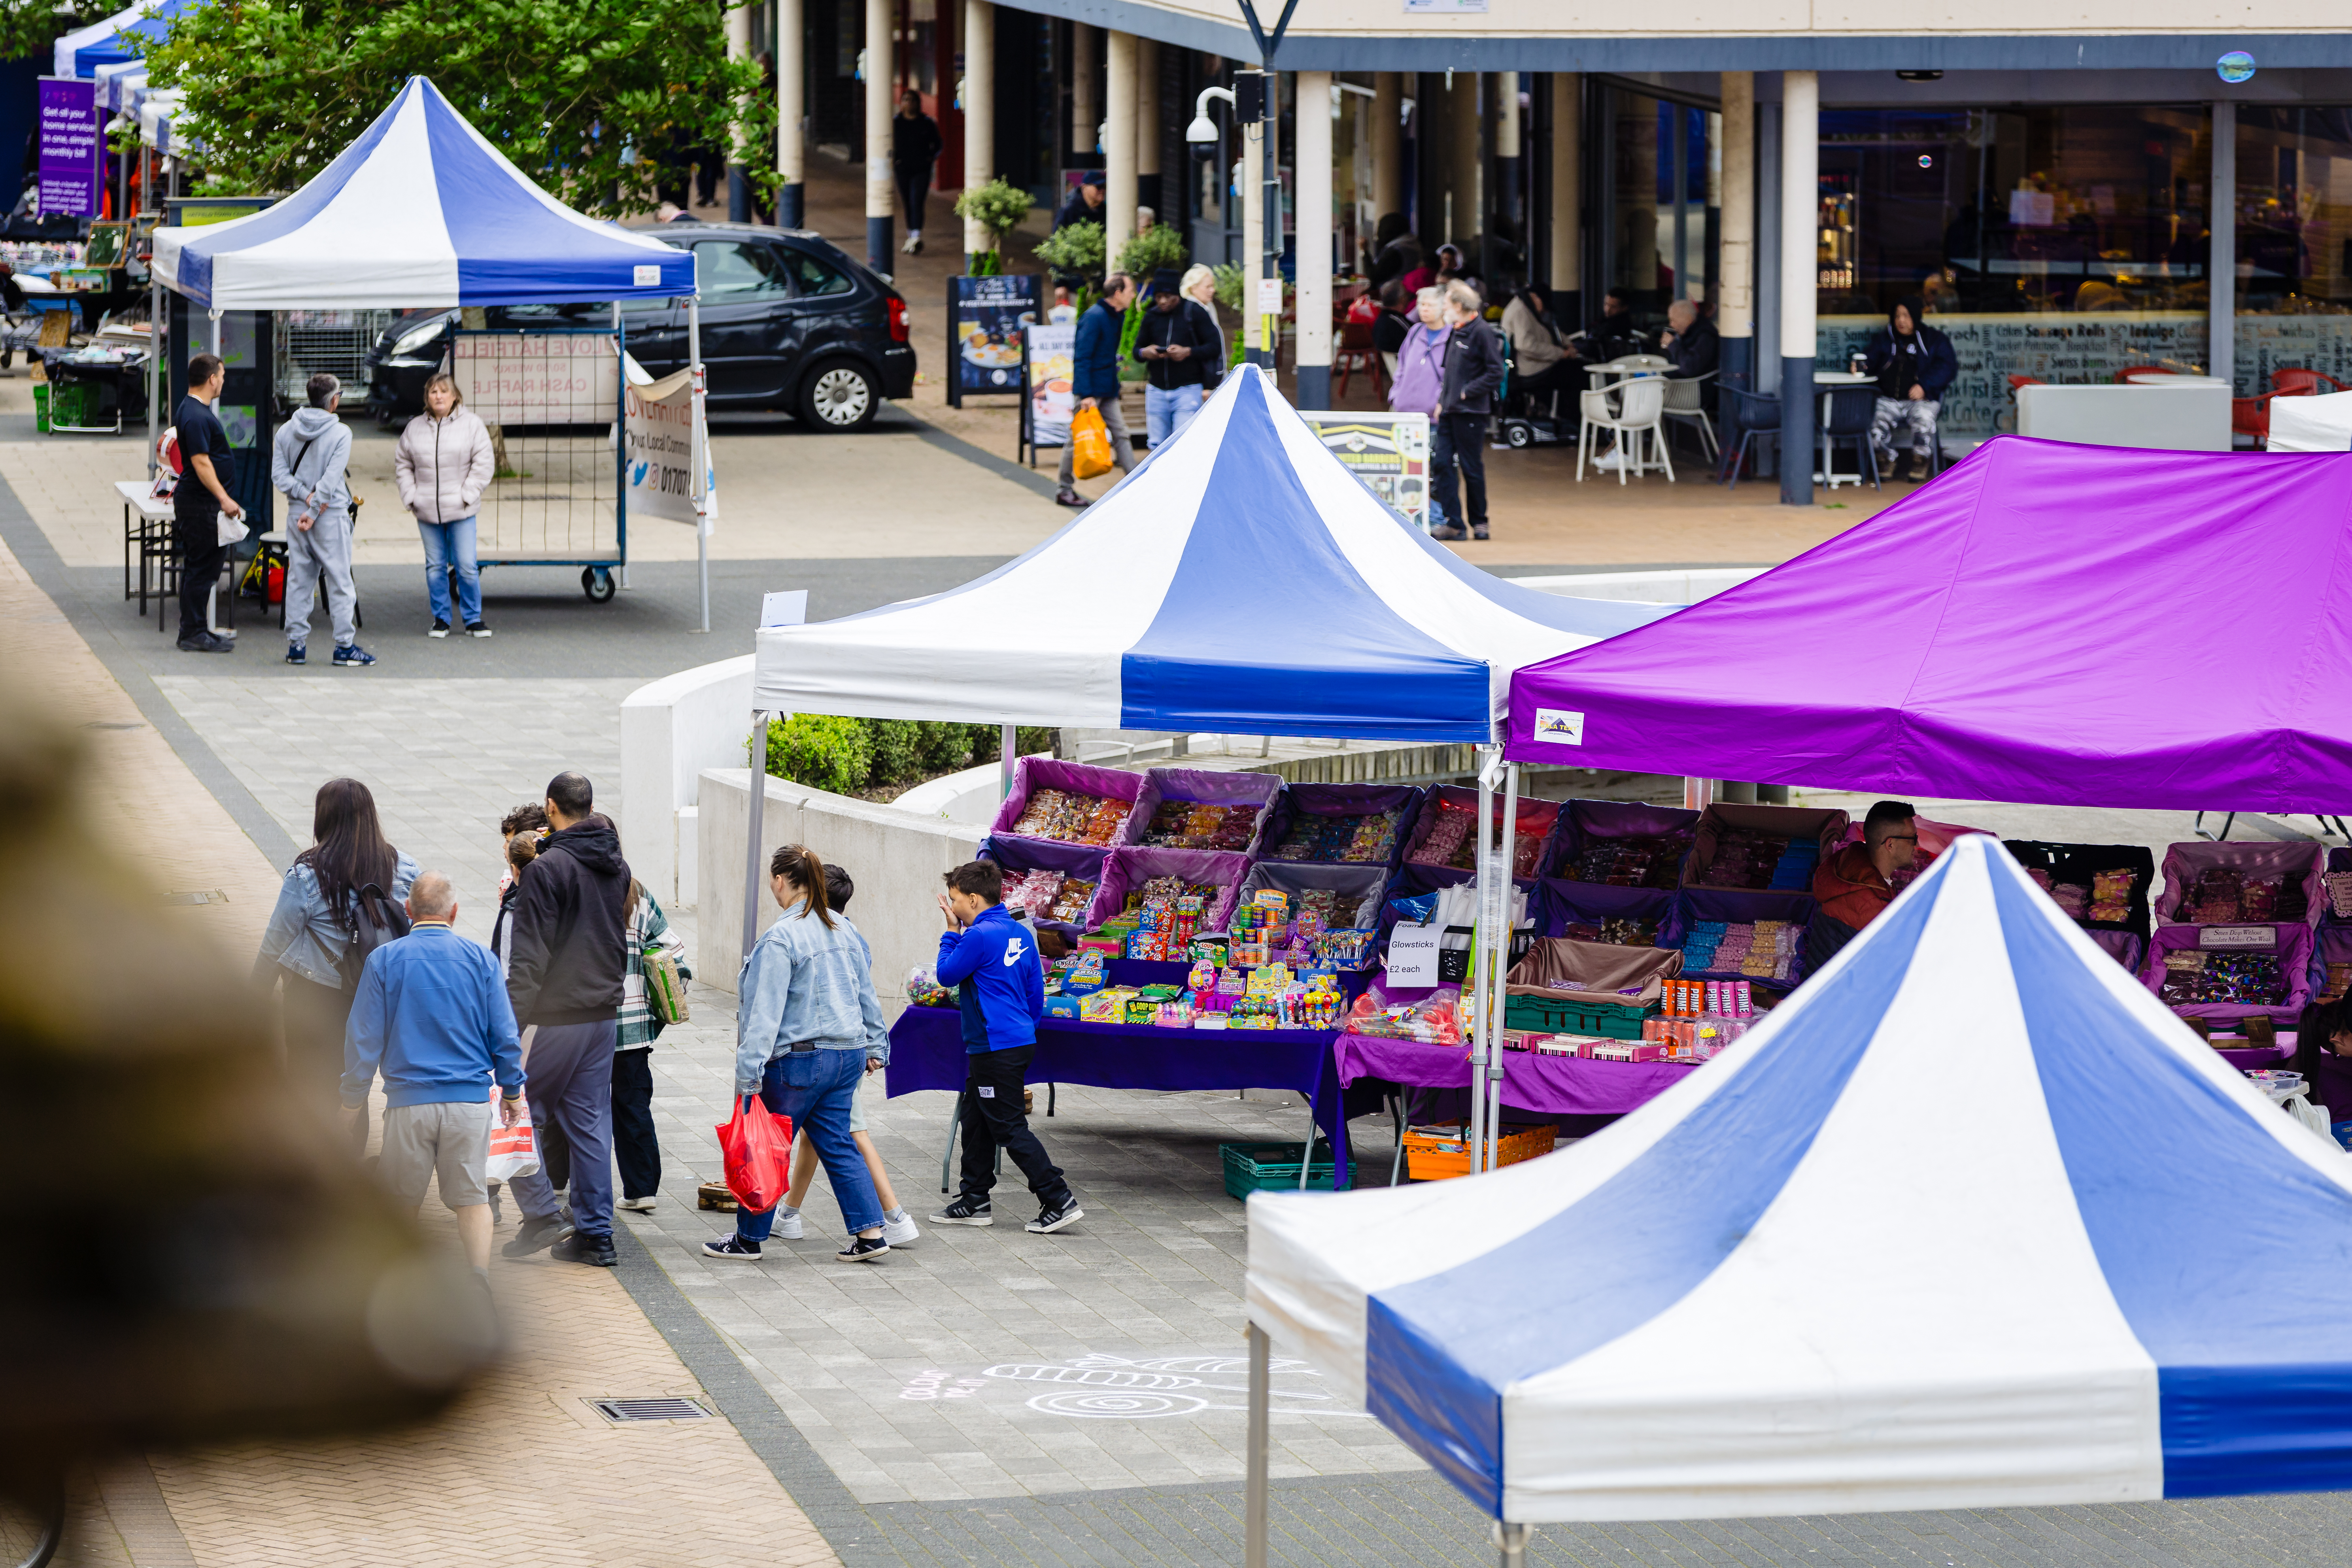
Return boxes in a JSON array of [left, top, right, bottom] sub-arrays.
[[949, 273, 1044, 406]]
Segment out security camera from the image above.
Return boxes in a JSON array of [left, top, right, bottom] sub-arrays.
[[1188, 84, 1235, 153]]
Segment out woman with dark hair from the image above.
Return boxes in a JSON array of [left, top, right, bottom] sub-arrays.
[[253, 778, 417, 1145], [706, 844, 893, 1264]]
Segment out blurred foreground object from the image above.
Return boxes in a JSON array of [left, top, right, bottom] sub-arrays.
[[0, 696, 492, 1495]]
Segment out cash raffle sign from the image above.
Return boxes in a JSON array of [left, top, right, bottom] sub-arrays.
[[948, 273, 1042, 406], [1297, 412, 1431, 531], [38, 77, 102, 218]]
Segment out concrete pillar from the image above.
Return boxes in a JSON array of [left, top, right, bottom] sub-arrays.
[[1778, 70, 1817, 506], [777, 0, 805, 225], [1241, 70, 1268, 366], [1447, 72, 1479, 255], [1296, 69, 1334, 409], [2211, 100, 2236, 391], [1071, 23, 1098, 156], [1105, 30, 1137, 271], [1136, 38, 1160, 219], [727, 0, 754, 221], [1372, 73, 1402, 224], [961, 0, 994, 257], [1495, 71, 1520, 230], [1718, 72, 1755, 389], [864, 0, 894, 267], [1549, 73, 1579, 308]]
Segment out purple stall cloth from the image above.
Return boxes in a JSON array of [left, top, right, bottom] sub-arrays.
[[1333, 1031, 1693, 1117], [980, 836, 1110, 941], [1128, 767, 1283, 856], [1507, 436, 2352, 814], [2140, 922, 2315, 1026], [991, 756, 1149, 848], [2155, 840, 2325, 928], [1088, 845, 1254, 931], [884, 1005, 1353, 1186]]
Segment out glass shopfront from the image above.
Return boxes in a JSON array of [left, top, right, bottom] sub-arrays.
[[1602, 86, 1717, 335], [2233, 107, 2352, 394]]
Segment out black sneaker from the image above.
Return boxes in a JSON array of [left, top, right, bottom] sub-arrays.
[[1027, 1200, 1085, 1235], [176, 630, 234, 653], [551, 1230, 617, 1267], [1428, 523, 1469, 542], [285, 642, 306, 665], [1054, 488, 1088, 509], [931, 1195, 993, 1227], [465, 622, 493, 638], [428, 618, 451, 638], [1471, 526, 1490, 540], [702, 1234, 764, 1262], [835, 1235, 891, 1263], [501, 1212, 569, 1256]]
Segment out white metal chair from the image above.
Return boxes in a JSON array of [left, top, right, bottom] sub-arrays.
[[1661, 371, 1718, 459], [1577, 377, 1675, 484]]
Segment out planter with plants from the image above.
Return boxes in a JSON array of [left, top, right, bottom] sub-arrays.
[[952, 178, 1034, 276]]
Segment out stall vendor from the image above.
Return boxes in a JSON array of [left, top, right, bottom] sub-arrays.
[[1806, 801, 1918, 970]]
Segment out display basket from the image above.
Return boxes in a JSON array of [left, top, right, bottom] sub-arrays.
[[1259, 781, 1423, 868], [2139, 921, 2314, 1026], [1221, 1140, 1338, 1198], [2156, 840, 2324, 928], [1235, 861, 1389, 967], [1501, 935, 1676, 1035], [990, 756, 1150, 848], [1128, 766, 1283, 856], [1682, 803, 1851, 895], [1536, 879, 1675, 945], [1089, 845, 1254, 932], [1663, 887, 1820, 988], [978, 835, 1110, 941], [1551, 799, 1701, 888], [1400, 783, 1562, 882], [2002, 839, 2158, 940], [1404, 1121, 1558, 1182]]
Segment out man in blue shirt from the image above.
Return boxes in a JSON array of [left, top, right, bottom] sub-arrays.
[[344, 871, 526, 1278], [1055, 272, 1137, 510], [928, 861, 1081, 1234]]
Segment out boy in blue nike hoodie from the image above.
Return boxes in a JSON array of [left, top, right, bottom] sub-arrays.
[[928, 860, 1082, 1234]]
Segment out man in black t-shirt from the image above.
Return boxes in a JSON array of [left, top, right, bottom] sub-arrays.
[[172, 352, 243, 653]]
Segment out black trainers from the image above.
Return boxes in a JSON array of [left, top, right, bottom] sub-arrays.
[[1054, 488, 1088, 509], [702, 1234, 764, 1262], [285, 642, 306, 665], [502, 1212, 569, 1256], [551, 1230, 617, 1267], [1027, 1200, 1085, 1235], [835, 1235, 891, 1263], [1428, 523, 1469, 542], [176, 630, 234, 653], [1471, 526, 1490, 540], [465, 622, 493, 638], [429, 618, 451, 638], [930, 1195, 993, 1227]]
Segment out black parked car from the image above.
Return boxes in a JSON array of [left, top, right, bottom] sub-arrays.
[[364, 224, 916, 431]]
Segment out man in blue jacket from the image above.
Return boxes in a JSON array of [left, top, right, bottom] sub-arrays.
[[1055, 272, 1137, 510], [343, 871, 526, 1280], [928, 861, 1082, 1234], [1863, 295, 1958, 482]]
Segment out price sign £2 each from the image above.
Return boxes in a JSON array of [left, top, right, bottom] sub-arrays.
[[1385, 922, 1441, 988]]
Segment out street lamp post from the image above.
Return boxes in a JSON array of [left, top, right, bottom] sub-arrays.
[[1185, 0, 1298, 374]]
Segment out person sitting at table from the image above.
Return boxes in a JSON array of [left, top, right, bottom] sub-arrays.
[[1862, 295, 1957, 482], [1581, 288, 1650, 363], [1806, 801, 1918, 972], [1659, 299, 1719, 414], [1500, 284, 1577, 409]]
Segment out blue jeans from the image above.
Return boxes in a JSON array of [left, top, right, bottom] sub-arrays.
[[738, 1047, 881, 1240], [1145, 383, 1204, 447], [417, 516, 482, 625]]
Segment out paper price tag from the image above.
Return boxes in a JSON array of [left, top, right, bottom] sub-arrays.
[[760, 589, 808, 628], [1385, 922, 1440, 987], [2199, 924, 2277, 950]]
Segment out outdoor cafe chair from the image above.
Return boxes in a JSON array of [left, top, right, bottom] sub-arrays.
[[1333, 317, 1385, 400], [1817, 383, 1882, 489], [1717, 386, 1779, 487], [1661, 371, 1718, 459], [1577, 376, 1674, 484]]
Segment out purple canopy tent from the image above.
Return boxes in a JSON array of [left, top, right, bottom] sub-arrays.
[[1505, 437, 2352, 812]]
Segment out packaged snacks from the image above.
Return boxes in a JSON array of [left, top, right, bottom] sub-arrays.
[[1141, 799, 1257, 851], [1009, 788, 1133, 846], [999, 867, 1064, 921], [2323, 961, 2352, 1003], [1406, 798, 1551, 877], [2159, 951, 2285, 1007], [1047, 877, 1099, 924], [1696, 829, 1821, 892], [1559, 916, 1659, 948], [1566, 833, 1691, 890], [906, 967, 955, 1008], [1679, 919, 1799, 983], [1342, 982, 1462, 1045], [1270, 808, 1406, 864]]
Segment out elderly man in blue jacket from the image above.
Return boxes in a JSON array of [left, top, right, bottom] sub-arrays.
[[1055, 271, 1137, 510], [928, 861, 1082, 1235]]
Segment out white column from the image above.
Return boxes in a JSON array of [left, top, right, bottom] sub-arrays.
[[1295, 70, 1334, 408], [1071, 23, 1099, 156], [1778, 70, 1817, 506], [1105, 30, 1137, 270], [1549, 73, 1579, 297], [726, 0, 754, 220], [1136, 38, 1160, 202], [864, 0, 894, 267], [1496, 70, 1521, 232], [961, 0, 994, 255], [1241, 70, 1266, 363], [777, 0, 805, 225], [1719, 72, 1755, 375], [2211, 100, 2236, 390]]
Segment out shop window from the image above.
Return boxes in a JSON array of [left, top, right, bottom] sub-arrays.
[[1603, 90, 1712, 334], [2233, 107, 2352, 395]]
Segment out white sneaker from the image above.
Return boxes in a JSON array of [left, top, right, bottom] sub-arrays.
[[881, 1210, 921, 1247], [1593, 448, 1628, 470], [771, 1207, 803, 1240], [618, 1195, 657, 1212]]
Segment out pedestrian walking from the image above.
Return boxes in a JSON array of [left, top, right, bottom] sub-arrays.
[[892, 89, 943, 256], [170, 351, 244, 654], [253, 778, 418, 1147], [501, 772, 631, 1268], [1181, 264, 1226, 379], [613, 871, 686, 1213], [1055, 272, 1137, 509], [271, 372, 371, 669], [342, 871, 525, 1279], [1133, 268, 1213, 447], [393, 372, 495, 640], [1428, 279, 1503, 542], [705, 846, 895, 1264], [766, 863, 920, 1247], [929, 861, 1082, 1236]]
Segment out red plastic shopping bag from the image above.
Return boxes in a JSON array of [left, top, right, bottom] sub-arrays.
[[717, 1096, 795, 1214], [486, 1092, 541, 1182]]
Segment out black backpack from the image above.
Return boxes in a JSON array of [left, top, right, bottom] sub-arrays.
[[338, 882, 413, 989]]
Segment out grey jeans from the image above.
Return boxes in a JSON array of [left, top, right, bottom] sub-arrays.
[[1869, 396, 1941, 460], [284, 508, 356, 648], [1057, 396, 1135, 488]]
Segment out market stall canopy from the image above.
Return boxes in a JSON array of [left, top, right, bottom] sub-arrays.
[[147, 75, 696, 310], [1249, 834, 2352, 1524], [750, 366, 1668, 741], [53, 0, 205, 77], [1505, 436, 2352, 811], [137, 88, 187, 155], [94, 59, 149, 114]]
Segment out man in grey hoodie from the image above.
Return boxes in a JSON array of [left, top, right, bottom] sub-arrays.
[[272, 374, 371, 668]]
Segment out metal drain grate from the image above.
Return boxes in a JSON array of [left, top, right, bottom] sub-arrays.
[[589, 1397, 714, 1424]]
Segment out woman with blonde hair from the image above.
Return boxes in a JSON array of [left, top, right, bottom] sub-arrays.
[[1180, 264, 1226, 383], [393, 371, 496, 638]]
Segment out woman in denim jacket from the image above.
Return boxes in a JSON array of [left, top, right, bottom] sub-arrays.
[[705, 844, 893, 1265], [253, 778, 416, 1145]]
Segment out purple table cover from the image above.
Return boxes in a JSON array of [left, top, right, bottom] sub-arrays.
[[1128, 767, 1283, 857], [885, 1005, 1353, 1186], [1333, 1031, 1693, 1116], [2156, 840, 2325, 928]]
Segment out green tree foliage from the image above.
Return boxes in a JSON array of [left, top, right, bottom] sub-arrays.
[[756, 714, 871, 796], [1034, 218, 1105, 278], [145, 0, 773, 216], [1115, 223, 1188, 281], [953, 178, 1034, 261], [0, 2, 118, 69]]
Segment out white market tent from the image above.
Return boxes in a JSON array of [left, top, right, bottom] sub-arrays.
[[1246, 834, 2352, 1560], [53, 0, 204, 77]]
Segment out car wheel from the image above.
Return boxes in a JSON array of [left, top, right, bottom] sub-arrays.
[[798, 358, 878, 431]]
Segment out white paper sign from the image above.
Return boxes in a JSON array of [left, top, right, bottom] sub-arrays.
[[1533, 708, 1585, 746], [2199, 925, 2278, 950], [761, 590, 809, 628], [1256, 278, 1284, 315], [1386, 921, 1441, 987], [622, 367, 715, 531]]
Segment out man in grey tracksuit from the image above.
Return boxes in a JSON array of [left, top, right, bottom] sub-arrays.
[[271, 373, 367, 667]]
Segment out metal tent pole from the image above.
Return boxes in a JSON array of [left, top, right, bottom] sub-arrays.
[[1467, 745, 1496, 1169], [1245, 1322, 1271, 1568], [1001, 723, 1016, 797], [1490, 759, 1519, 1170], [742, 709, 770, 962], [688, 295, 709, 633], [1495, 1521, 1531, 1567], [146, 274, 161, 477], [207, 307, 220, 356]]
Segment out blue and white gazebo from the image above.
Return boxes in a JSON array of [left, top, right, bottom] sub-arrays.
[[1247, 833, 2352, 1553], [52, 0, 205, 78]]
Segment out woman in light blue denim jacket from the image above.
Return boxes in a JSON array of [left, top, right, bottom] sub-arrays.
[[705, 844, 893, 1265], [253, 779, 416, 1145]]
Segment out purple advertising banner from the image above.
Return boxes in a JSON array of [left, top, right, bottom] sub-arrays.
[[38, 77, 101, 218]]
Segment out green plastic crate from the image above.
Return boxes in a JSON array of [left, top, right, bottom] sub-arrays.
[[1504, 992, 1652, 1039], [1221, 1141, 1338, 1199]]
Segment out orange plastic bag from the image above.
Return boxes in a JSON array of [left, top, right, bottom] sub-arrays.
[[717, 1096, 795, 1214], [1070, 403, 1114, 480]]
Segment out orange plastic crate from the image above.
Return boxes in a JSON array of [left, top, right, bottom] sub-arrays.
[[1402, 1121, 1558, 1182]]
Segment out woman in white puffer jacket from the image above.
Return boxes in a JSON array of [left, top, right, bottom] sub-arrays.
[[393, 372, 497, 637]]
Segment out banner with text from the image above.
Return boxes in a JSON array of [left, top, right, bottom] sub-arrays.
[[37, 77, 100, 218], [1024, 321, 1077, 448], [1297, 411, 1431, 531], [623, 367, 714, 535]]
